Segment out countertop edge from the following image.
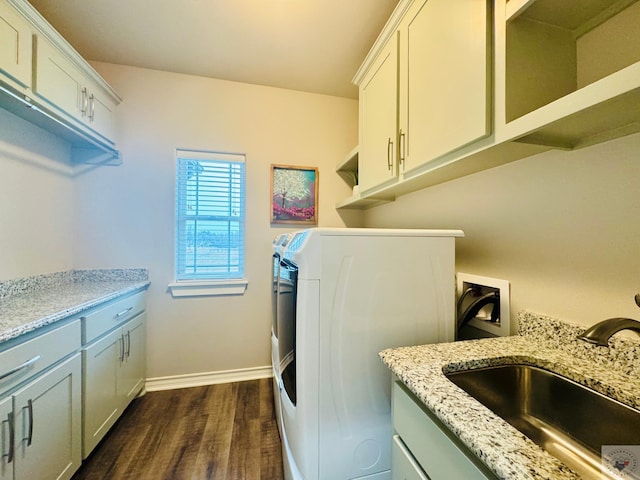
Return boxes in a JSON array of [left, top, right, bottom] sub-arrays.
[[0, 280, 150, 345]]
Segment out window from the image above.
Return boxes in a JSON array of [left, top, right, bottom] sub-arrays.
[[171, 149, 246, 297]]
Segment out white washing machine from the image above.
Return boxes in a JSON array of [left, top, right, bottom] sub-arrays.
[[272, 228, 464, 480], [271, 231, 294, 436]]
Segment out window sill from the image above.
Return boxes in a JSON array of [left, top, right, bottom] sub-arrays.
[[168, 279, 248, 298]]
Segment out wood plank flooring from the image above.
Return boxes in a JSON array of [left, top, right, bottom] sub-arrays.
[[72, 378, 284, 480]]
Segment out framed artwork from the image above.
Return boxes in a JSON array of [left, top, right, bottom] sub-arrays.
[[270, 164, 319, 225]]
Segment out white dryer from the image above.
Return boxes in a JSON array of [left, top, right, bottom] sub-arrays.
[[272, 228, 464, 480]]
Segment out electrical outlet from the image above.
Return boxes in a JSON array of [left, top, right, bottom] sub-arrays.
[[457, 273, 510, 337]]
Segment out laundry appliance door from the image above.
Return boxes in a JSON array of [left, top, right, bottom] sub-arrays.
[[277, 259, 298, 406]]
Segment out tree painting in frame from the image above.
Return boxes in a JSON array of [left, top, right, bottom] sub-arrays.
[[271, 164, 318, 225]]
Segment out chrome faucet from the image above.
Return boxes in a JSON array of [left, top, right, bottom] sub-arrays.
[[578, 318, 640, 347]]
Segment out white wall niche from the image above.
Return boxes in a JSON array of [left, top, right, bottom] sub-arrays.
[[457, 273, 511, 338]]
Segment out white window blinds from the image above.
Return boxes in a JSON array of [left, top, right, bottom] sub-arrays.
[[175, 150, 246, 281]]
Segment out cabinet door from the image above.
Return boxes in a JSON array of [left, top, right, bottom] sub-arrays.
[[33, 35, 84, 122], [393, 382, 491, 480], [399, 0, 490, 172], [392, 435, 428, 480], [0, 396, 12, 480], [0, 0, 32, 89], [359, 32, 399, 192], [118, 313, 146, 408], [13, 354, 81, 480], [86, 88, 115, 143], [82, 328, 122, 458]]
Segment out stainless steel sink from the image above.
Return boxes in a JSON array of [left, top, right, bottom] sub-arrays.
[[445, 364, 640, 479]]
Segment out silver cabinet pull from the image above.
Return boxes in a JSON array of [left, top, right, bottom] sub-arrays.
[[89, 94, 95, 121], [118, 335, 125, 362], [387, 137, 394, 171], [114, 307, 133, 320], [125, 331, 131, 358], [399, 129, 406, 167], [80, 87, 88, 115], [5, 412, 14, 463], [0, 355, 41, 381], [26, 400, 33, 447]]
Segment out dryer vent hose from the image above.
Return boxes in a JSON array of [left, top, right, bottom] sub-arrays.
[[457, 288, 500, 329]]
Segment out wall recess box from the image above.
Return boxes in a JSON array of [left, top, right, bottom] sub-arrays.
[[457, 273, 510, 337]]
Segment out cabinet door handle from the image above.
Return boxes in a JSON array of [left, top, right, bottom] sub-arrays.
[[81, 87, 88, 115], [387, 137, 394, 171], [26, 399, 33, 447], [89, 94, 95, 121], [115, 307, 133, 319], [125, 331, 131, 358], [118, 335, 125, 362], [5, 411, 14, 463], [399, 129, 406, 168], [0, 355, 41, 381]]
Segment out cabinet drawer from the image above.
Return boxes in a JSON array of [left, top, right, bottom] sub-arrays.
[[0, 320, 81, 395], [82, 291, 145, 344], [392, 435, 428, 480], [393, 381, 492, 480]]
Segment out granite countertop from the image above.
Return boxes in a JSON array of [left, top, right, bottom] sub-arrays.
[[0, 269, 150, 344], [380, 311, 640, 480]]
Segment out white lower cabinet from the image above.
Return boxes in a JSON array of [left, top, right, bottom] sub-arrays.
[[0, 289, 147, 479], [392, 381, 495, 480], [82, 311, 146, 458], [392, 435, 428, 480], [0, 353, 82, 480], [119, 313, 146, 405], [0, 395, 13, 480]]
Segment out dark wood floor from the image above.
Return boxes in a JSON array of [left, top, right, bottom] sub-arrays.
[[72, 378, 284, 480]]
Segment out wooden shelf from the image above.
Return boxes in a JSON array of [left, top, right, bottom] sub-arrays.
[[336, 146, 359, 188], [335, 192, 393, 210], [506, 0, 637, 32], [502, 61, 640, 149], [336, 146, 358, 172]]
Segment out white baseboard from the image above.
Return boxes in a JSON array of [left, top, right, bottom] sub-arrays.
[[145, 365, 273, 392]]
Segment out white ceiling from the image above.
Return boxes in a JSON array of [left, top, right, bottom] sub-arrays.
[[27, 0, 400, 99]]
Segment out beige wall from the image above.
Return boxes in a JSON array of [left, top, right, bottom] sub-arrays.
[[6, 58, 637, 378], [0, 109, 74, 280], [73, 63, 359, 378], [363, 132, 640, 330]]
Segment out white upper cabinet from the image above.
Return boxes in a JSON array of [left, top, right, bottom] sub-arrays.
[[353, 0, 491, 198], [0, 0, 121, 165], [34, 35, 117, 144], [0, 0, 31, 90], [399, 0, 490, 173], [358, 33, 400, 192], [340, 0, 640, 209]]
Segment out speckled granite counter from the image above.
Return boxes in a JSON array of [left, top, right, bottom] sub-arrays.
[[0, 269, 150, 344], [380, 311, 640, 480]]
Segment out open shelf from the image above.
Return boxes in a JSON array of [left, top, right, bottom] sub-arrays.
[[336, 146, 359, 188], [335, 193, 393, 210], [504, 0, 640, 147]]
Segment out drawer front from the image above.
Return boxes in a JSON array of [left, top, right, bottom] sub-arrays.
[[83, 291, 146, 344], [392, 435, 429, 480], [393, 381, 492, 480], [0, 320, 81, 395]]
